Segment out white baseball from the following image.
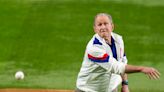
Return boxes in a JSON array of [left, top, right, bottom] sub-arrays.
[[15, 71, 24, 80]]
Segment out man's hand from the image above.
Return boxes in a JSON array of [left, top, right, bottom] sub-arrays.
[[125, 65, 161, 80], [141, 67, 160, 79], [121, 85, 129, 92]]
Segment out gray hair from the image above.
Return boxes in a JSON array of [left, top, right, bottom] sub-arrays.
[[94, 13, 113, 26]]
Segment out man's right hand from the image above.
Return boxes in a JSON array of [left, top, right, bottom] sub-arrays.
[[140, 67, 160, 79], [125, 65, 160, 79]]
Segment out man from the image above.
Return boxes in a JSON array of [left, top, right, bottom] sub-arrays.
[[76, 13, 160, 92]]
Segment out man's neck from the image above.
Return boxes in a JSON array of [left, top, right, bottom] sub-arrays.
[[104, 36, 111, 45]]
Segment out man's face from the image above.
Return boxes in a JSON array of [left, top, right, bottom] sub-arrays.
[[94, 15, 114, 38]]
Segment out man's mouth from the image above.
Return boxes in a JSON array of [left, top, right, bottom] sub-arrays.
[[100, 29, 106, 32]]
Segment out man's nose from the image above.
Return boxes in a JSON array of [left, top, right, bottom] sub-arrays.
[[101, 24, 106, 29]]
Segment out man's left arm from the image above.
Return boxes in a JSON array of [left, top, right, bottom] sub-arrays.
[[121, 37, 129, 92], [121, 73, 129, 92], [121, 54, 129, 92]]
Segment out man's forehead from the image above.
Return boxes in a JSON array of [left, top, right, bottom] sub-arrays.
[[95, 15, 110, 23]]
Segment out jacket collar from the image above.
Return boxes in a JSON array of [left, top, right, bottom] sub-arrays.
[[94, 32, 119, 44]]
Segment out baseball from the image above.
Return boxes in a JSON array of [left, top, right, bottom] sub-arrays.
[[15, 71, 24, 80]]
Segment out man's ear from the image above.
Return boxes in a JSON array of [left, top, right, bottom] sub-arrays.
[[112, 24, 114, 31], [93, 26, 97, 33]]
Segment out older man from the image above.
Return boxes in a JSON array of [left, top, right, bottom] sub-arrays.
[[76, 13, 160, 92]]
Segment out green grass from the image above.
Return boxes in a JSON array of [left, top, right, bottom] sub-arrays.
[[103, 0, 164, 6], [0, 0, 164, 91]]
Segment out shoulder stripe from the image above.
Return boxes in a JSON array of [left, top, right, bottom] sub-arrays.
[[88, 53, 109, 63]]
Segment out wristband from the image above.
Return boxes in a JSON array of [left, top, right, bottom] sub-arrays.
[[122, 80, 128, 85]]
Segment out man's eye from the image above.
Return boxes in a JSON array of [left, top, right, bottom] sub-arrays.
[[98, 24, 102, 26], [104, 23, 108, 25]]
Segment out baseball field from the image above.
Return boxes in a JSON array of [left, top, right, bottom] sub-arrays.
[[0, 0, 164, 92]]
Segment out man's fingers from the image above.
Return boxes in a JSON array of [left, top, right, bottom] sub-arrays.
[[143, 67, 160, 80], [155, 69, 161, 76], [151, 68, 160, 79], [147, 74, 151, 79], [147, 70, 160, 80], [148, 73, 156, 80], [150, 72, 158, 79], [152, 71, 160, 79]]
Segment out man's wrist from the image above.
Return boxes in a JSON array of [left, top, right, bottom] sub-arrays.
[[122, 80, 128, 85]]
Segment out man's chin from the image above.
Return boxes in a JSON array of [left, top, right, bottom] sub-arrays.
[[101, 34, 109, 39], [102, 33, 109, 36]]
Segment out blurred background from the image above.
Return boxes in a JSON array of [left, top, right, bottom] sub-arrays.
[[0, 0, 164, 92]]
